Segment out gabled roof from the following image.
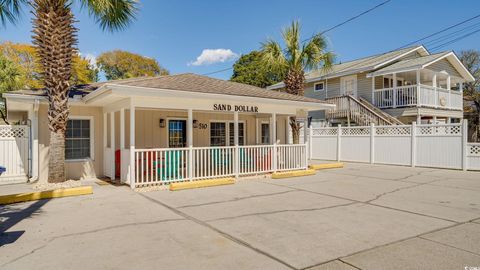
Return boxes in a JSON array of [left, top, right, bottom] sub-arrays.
[[267, 45, 429, 89], [5, 73, 330, 105], [367, 51, 475, 81]]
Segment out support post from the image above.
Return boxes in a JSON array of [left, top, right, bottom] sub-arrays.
[[371, 76, 375, 105], [393, 73, 397, 108], [336, 124, 341, 162], [309, 127, 313, 160], [187, 109, 193, 181], [433, 116, 437, 124], [416, 70, 421, 106], [447, 75, 451, 108], [303, 116, 308, 168], [411, 122, 416, 167], [234, 111, 239, 178], [110, 112, 115, 180], [462, 119, 468, 171], [28, 101, 39, 181], [370, 123, 375, 164], [129, 103, 135, 189], [432, 73, 438, 108], [103, 112, 107, 177], [272, 113, 278, 172], [417, 114, 421, 124], [120, 108, 125, 182]]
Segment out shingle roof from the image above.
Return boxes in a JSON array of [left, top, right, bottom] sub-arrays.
[[7, 73, 329, 104], [370, 52, 450, 75], [268, 45, 425, 89]]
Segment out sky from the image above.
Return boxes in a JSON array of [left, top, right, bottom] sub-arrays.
[[1, 0, 480, 81]]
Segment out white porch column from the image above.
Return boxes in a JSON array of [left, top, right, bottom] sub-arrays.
[[432, 73, 438, 108], [110, 112, 115, 180], [392, 73, 397, 108], [417, 114, 421, 124], [129, 104, 135, 189], [187, 109, 193, 181], [234, 111, 239, 178], [416, 70, 421, 106], [103, 112, 107, 176], [446, 117, 451, 124], [371, 76, 375, 105], [272, 113, 277, 172], [459, 82, 463, 92], [447, 75, 451, 108], [433, 116, 437, 124], [303, 117, 309, 167], [120, 109, 125, 149]]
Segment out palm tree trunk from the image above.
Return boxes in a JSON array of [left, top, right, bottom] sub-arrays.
[[284, 69, 305, 144], [32, 0, 77, 182]]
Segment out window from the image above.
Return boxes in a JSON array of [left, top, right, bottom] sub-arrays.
[[168, 120, 186, 147], [314, 82, 324, 92], [229, 122, 245, 146], [66, 119, 92, 160], [210, 122, 226, 146], [261, 123, 270, 144]]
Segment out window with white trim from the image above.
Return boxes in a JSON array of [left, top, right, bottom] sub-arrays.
[[314, 82, 325, 92], [261, 123, 270, 144], [210, 122, 226, 146], [66, 119, 92, 160]]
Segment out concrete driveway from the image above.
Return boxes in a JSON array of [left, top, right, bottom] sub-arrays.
[[1, 163, 480, 270]]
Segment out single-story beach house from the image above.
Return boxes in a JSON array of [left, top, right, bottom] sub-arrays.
[[2, 73, 334, 188]]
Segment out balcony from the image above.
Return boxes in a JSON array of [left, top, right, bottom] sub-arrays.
[[373, 84, 463, 110]]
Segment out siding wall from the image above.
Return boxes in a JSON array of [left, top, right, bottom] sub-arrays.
[[427, 58, 462, 78]]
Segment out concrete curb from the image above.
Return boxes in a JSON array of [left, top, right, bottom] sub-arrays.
[[169, 178, 235, 191], [309, 162, 344, 170], [0, 186, 93, 205], [271, 169, 316, 179]]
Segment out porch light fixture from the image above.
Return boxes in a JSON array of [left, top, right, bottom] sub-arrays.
[[193, 120, 198, 128], [159, 118, 165, 128]]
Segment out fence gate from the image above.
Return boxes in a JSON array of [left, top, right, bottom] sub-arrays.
[[0, 125, 30, 184]]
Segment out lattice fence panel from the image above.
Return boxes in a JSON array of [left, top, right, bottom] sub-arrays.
[[416, 124, 461, 136], [0, 126, 29, 139], [469, 144, 480, 156], [341, 127, 370, 136], [312, 128, 337, 136], [375, 126, 411, 136]]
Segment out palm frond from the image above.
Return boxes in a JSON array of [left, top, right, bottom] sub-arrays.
[[260, 39, 287, 74], [300, 33, 333, 71], [80, 0, 139, 31], [282, 20, 301, 69], [0, 0, 26, 27]]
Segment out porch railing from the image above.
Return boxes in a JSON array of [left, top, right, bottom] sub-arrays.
[[131, 144, 308, 187], [373, 84, 463, 110]]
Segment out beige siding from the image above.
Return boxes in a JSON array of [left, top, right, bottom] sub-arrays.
[[357, 73, 373, 102], [38, 104, 104, 181], [427, 59, 462, 78], [36, 106, 288, 181]]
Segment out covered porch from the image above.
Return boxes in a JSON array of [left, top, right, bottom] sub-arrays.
[[85, 75, 333, 189], [367, 52, 472, 116]]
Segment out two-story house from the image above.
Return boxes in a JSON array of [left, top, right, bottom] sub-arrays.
[[267, 45, 475, 126]]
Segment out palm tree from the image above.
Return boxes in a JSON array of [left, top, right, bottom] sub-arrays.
[[1, 0, 138, 182], [0, 55, 22, 123], [261, 21, 333, 143]]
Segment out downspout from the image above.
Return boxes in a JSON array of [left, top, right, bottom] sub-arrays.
[[28, 99, 40, 183]]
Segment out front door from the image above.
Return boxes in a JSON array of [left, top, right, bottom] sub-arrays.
[[340, 75, 357, 97], [168, 120, 186, 147]]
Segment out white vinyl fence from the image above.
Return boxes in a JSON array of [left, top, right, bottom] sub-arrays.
[[131, 144, 307, 187], [310, 120, 480, 171], [0, 125, 30, 184]]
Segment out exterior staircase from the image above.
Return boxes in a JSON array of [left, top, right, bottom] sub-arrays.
[[326, 95, 403, 126]]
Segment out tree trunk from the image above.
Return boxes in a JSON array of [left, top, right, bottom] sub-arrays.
[[48, 131, 66, 182], [290, 117, 301, 144], [32, 0, 77, 183]]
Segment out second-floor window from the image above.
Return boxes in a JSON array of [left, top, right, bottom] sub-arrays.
[[314, 82, 325, 92]]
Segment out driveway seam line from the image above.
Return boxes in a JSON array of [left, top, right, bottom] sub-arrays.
[[418, 236, 480, 256], [177, 190, 297, 209], [138, 193, 298, 270]]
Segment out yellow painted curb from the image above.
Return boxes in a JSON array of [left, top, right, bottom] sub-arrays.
[[170, 178, 235, 191], [271, 169, 316, 179], [309, 162, 344, 170], [0, 186, 93, 205]]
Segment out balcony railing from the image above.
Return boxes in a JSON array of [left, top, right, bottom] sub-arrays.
[[373, 84, 463, 110]]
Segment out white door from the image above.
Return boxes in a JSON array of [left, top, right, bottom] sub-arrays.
[[340, 75, 357, 97]]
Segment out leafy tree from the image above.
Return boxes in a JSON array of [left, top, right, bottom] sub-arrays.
[[0, 55, 22, 123], [230, 51, 283, 88], [0, 42, 98, 88], [260, 21, 333, 143], [459, 49, 480, 142], [0, 0, 138, 183], [97, 50, 169, 80]]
